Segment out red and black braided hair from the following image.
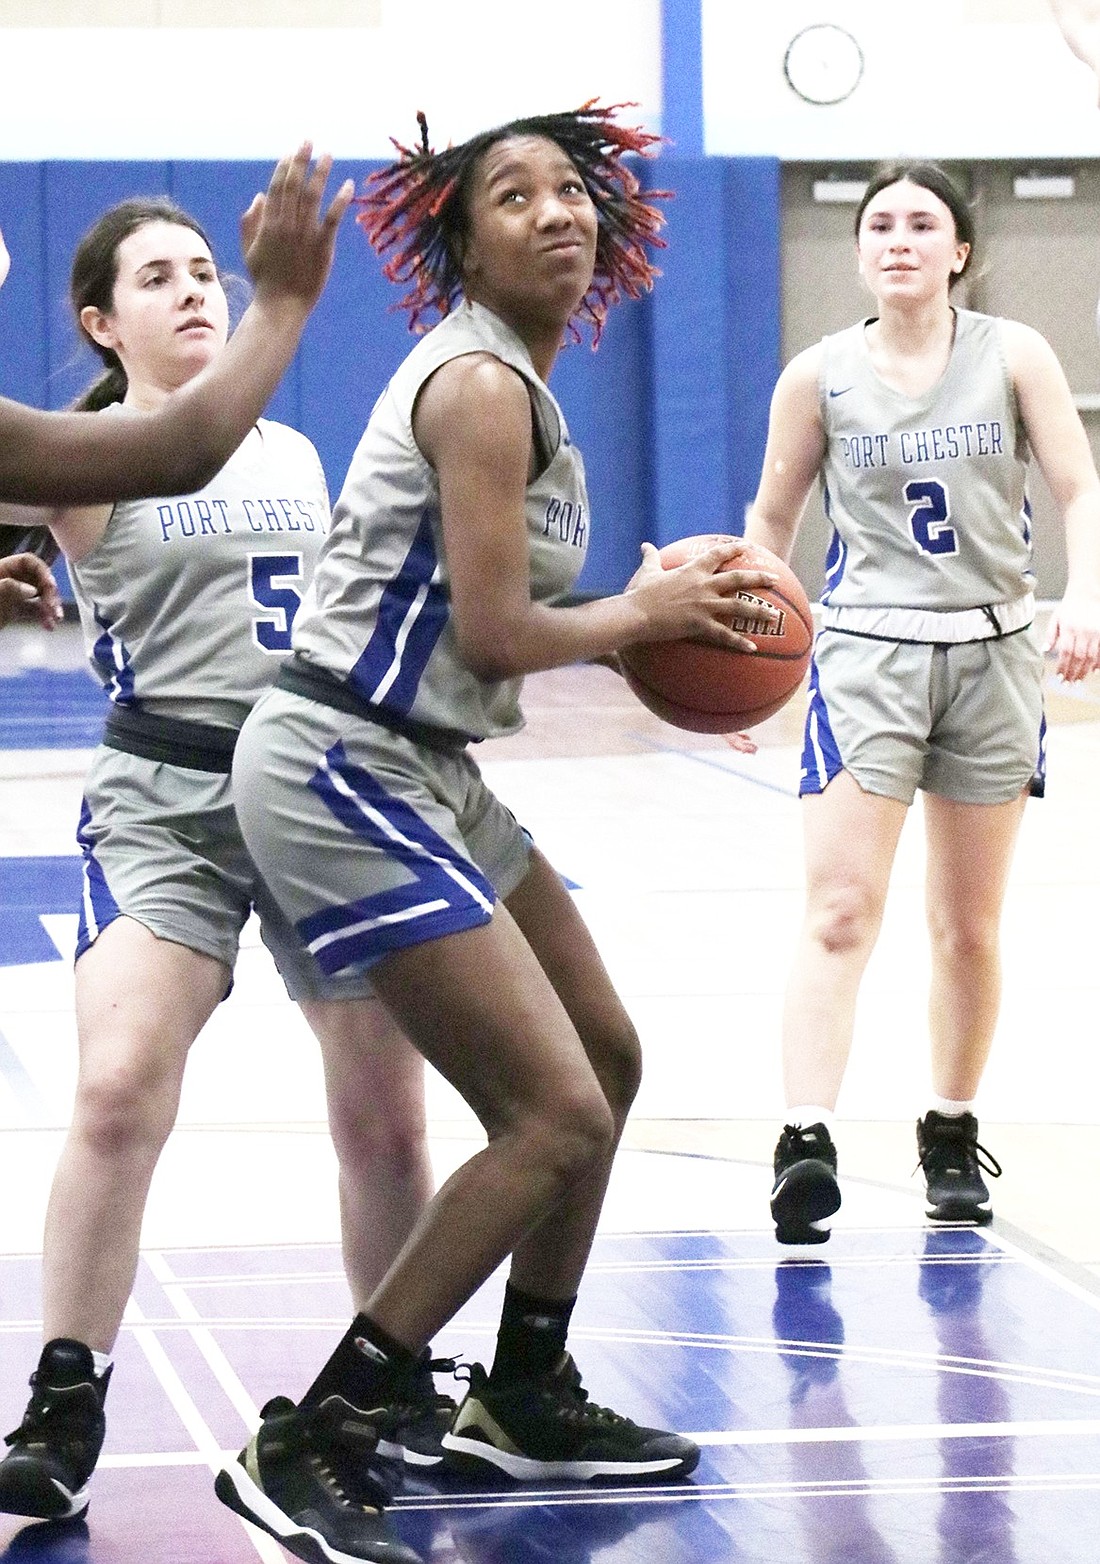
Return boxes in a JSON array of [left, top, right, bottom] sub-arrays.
[[358, 100, 668, 346]]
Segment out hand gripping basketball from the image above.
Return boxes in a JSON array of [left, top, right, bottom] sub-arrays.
[[620, 535, 814, 733]]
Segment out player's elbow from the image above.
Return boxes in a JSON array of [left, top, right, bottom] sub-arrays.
[[457, 636, 521, 681], [454, 620, 527, 681]]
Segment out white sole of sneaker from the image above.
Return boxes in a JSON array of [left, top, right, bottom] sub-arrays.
[[441, 1432, 689, 1482], [215, 1459, 399, 1564], [375, 1436, 443, 1468]]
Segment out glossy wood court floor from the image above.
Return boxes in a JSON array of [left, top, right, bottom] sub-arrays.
[[0, 617, 1097, 1563]]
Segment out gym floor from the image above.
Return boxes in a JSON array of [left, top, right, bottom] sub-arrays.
[[0, 616, 1097, 1563]]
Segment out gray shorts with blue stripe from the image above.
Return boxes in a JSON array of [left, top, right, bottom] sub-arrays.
[[800, 624, 1045, 805], [231, 685, 532, 977], [76, 741, 376, 1000]]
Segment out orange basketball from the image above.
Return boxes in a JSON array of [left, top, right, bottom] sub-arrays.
[[620, 535, 814, 733]]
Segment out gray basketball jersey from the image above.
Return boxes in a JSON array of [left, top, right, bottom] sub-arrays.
[[69, 420, 329, 728], [818, 310, 1032, 612], [292, 300, 590, 741]]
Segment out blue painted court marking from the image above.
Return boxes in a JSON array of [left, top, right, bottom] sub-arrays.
[[628, 728, 800, 797], [0, 667, 106, 750], [0, 859, 83, 967]]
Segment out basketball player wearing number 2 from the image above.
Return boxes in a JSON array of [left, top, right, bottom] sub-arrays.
[[746, 163, 1100, 1245]]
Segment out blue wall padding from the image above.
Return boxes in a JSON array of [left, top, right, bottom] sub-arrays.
[[661, 0, 705, 157], [646, 157, 781, 551], [0, 156, 780, 599], [0, 164, 48, 408]]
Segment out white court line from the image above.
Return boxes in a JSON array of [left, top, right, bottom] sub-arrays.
[[133, 1251, 1016, 1289], [143, 1249, 268, 1430], [163, 1269, 348, 1289], [690, 1418, 1100, 1447], [392, 1468, 1100, 1513], [5, 1308, 1091, 1400], [582, 1253, 1014, 1274], [445, 1322, 1100, 1397], [986, 1224, 1100, 1315], [84, 1419, 1100, 1471], [126, 1295, 282, 1564]]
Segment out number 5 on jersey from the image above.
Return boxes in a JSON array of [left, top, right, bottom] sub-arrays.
[[250, 553, 305, 652]]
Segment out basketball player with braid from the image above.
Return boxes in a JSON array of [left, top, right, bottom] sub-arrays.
[[216, 104, 779, 1564], [748, 163, 1100, 1248], [0, 148, 350, 508], [0, 180, 448, 1526]]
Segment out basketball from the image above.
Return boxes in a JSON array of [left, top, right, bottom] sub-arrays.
[[620, 535, 814, 733]]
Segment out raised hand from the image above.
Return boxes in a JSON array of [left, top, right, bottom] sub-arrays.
[[240, 142, 355, 313]]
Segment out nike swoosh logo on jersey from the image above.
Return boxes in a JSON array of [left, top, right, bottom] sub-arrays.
[[828, 386, 854, 398]]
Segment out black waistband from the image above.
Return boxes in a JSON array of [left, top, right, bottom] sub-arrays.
[[102, 704, 238, 773], [276, 658, 471, 756]]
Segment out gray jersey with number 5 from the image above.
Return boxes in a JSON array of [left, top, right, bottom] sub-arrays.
[[68, 420, 329, 729]]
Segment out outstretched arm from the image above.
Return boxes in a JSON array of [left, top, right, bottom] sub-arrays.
[[0, 143, 353, 506]]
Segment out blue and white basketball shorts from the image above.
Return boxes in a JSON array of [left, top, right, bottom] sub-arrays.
[[75, 741, 376, 1001], [230, 685, 533, 979], [800, 625, 1045, 805]]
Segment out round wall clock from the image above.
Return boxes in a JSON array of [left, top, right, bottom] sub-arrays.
[[783, 23, 864, 105]]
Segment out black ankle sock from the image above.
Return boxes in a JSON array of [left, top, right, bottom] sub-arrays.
[[489, 1282, 577, 1384], [298, 1314, 420, 1411]]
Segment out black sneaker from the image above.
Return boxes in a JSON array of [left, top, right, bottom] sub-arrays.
[[770, 1122, 841, 1245], [916, 1110, 1002, 1225], [374, 1352, 457, 1469], [0, 1340, 109, 1520], [441, 1354, 699, 1483], [214, 1395, 422, 1564]]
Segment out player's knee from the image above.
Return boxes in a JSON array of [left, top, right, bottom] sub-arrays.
[[532, 1087, 616, 1188], [589, 1016, 642, 1121], [927, 913, 999, 965], [330, 1104, 429, 1182], [809, 884, 882, 957], [73, 1063, 179, 1161]]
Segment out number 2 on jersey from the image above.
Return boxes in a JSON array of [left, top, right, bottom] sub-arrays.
[[250, 553, 304, 652], [904, 479, 958, 557]]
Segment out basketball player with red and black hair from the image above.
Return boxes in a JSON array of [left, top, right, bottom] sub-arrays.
[[215, 104, 778, 1564], [363, 99, 667, 340]]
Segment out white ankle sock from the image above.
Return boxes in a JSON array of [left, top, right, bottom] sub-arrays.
[[91, 1350, 113, 1379], [929, 1097, 974, 1118]]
